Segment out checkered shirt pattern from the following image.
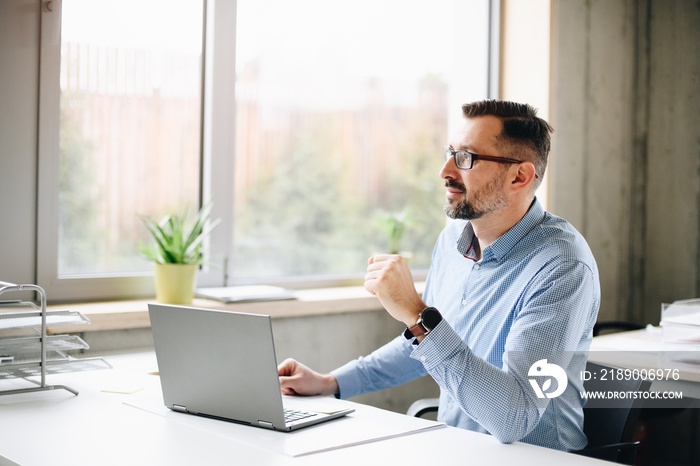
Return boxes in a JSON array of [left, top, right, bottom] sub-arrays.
[[332, 199, 600, 451]]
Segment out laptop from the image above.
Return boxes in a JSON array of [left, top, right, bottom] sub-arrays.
[[147, 303, 354, 431]]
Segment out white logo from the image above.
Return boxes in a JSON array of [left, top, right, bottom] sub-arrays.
[[528, 359, 568, 399]]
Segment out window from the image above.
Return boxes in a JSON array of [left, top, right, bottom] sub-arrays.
[[38, 0, 495, 300], [57, 0, 204, 276]]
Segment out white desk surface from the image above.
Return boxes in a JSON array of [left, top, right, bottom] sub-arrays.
[[0, 351, 610, 466]]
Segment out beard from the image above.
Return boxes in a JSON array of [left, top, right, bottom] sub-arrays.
[[444, 172, 508, 220]]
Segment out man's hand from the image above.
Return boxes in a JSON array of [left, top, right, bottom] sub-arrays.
[[364, 254, 426, 327], [277, 358, 339, 397]]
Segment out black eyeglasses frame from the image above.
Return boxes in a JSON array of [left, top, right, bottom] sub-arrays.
[[443, 146, 526, 171]]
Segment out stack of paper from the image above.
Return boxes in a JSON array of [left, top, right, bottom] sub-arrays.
[[660, 299, 700, 344]]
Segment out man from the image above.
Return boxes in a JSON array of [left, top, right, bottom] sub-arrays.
[[278, 99, 600, 451]]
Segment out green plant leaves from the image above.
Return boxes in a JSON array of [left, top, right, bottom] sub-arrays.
[[138, 202, 220, 265]]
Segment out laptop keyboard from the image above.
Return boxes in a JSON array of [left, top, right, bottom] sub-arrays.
[[284, 408, 318, 424]]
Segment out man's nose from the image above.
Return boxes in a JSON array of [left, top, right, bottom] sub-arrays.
[[440, 156, 458, 180]]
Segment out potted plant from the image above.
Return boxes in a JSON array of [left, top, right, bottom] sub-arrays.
[[375, 209, 414, 264], [139, 202, 220, 304]]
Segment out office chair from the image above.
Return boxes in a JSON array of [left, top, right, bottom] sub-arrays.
[[593, 321, 644, 337], [407, 361, 651, 465], [574, 361, 651, 464], [406, 397, 439, 418], [591, 320, 687, 461]]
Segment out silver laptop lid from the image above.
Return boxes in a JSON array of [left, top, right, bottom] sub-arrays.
[[148, 304, 287, 428]]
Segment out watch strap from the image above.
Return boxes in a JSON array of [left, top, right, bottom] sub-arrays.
[[406, 321, 429, 338], [403, 307, 441, 343], [403, 321, 428, 346]]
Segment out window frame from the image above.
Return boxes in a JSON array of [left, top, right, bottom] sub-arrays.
[[36, 0, 498, 302]]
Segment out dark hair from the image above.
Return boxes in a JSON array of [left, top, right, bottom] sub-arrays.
[[462, 100, 553, 187]]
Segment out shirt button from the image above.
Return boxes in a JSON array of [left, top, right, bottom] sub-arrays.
[[462, 299, 467, 306], [420, 355, 427, 363], [474, 263, 480, 270]]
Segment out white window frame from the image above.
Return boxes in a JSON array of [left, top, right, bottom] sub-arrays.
[[36, 0, 497, 301]]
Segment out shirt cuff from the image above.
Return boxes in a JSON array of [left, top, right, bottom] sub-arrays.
[[410, 319, 466, 370], [330, 360, 363, 399]]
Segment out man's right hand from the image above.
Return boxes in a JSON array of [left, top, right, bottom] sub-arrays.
[[277, 358, 339, 397]]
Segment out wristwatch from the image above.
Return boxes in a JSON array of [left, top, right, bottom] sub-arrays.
[[403, 307, 442, 343]]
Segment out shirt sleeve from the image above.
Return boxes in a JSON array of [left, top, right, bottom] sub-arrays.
[[331, 334, 428, 399], [411, 259, 597, 444]]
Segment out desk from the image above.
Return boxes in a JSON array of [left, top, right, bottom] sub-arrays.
[[0, 351, 609, 466]]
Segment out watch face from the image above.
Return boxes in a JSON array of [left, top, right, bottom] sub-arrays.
[[421, 307, 442, 330]]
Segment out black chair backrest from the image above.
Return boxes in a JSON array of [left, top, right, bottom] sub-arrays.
[[582, 361, 652, 451], [592, 321, 644, 337]]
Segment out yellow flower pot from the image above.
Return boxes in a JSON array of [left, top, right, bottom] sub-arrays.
[[153, 263, 198, 304]]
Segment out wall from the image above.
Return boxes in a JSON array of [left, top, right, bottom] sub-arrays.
[[500, 0, 551, 116], [0, 0, 39, 285], [549, 0, 700, 325], [500, 0, 553, 210]]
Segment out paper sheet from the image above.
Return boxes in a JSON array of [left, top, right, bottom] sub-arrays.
[[195, 285, 295, 303], [125, 388, 445, 457], [661, 299, 700, 326]]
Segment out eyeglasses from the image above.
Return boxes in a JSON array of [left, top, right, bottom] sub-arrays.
[[443, 146, 526, 170]]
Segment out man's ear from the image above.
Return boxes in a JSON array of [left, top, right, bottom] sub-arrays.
[[510, 161, 538, 191]]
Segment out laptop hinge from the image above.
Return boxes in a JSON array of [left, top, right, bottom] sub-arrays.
[[172, 404, 188, 413], [257, 420, 274, 429]]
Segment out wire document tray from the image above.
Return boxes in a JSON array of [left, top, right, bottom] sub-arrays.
[[0, 357, 112, 379], [0, 281, 111, 396], [0, 310, 90, 330], [0, 335, 89, 355]]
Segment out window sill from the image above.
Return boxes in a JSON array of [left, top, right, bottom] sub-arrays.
[[45, 283, 425, 334]]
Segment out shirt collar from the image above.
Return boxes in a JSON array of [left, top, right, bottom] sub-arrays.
[[457, 222, 479, 261], [456, 198, 545, 262]]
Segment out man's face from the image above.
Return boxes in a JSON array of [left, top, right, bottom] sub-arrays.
[[441, 116, 509, 220]]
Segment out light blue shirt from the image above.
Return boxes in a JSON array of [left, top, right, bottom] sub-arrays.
[[332, 199, 600, 451]]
